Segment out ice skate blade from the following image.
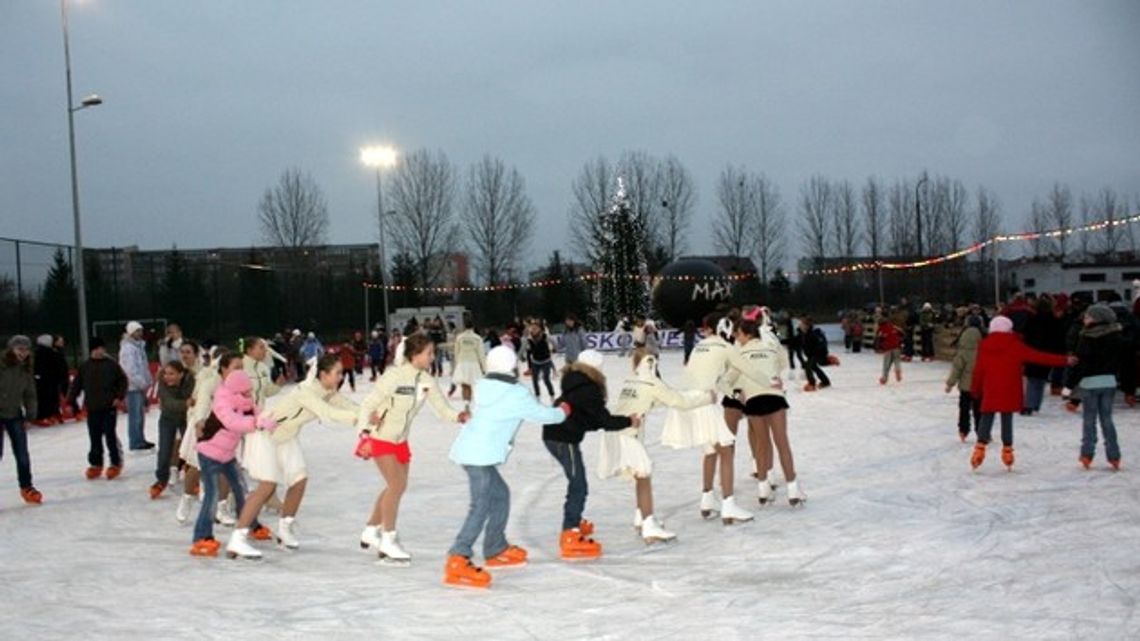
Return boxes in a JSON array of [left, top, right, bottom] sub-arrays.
[[485, 560, 528, 569], [721, 517, 753, 525], [789, 499, 806, 507], [560, 553, 602, 562], [699, 509, 719, 519], [443, 578, 490, 590], [376, 555, 411, 567], [642, 536, 676, 545], [359, 541, 373, 551], [275, 539, 299, 551], [758, 498, 771, 506], [226, 552, 262, 560]]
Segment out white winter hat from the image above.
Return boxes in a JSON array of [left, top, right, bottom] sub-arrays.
[[307, 332, 315, 339], [36, 334, 53, 348], [578, 349, 604, 370], [486, 345, 517, 375], [126, 321, 143, 335], [989, 315, 1013, 334], [292, 329, 301, 336]]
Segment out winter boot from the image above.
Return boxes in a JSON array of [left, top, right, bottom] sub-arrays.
[[176, 493, 195, 523], [720, 495, 754, 524], [699, 490, 721, 518], [360, 525, 382, 551], [376, 530, 411, 565], [190, 538, 220, 557], [970, 443, 987, 469], [149, 482, 167, 500], [443, 555, 491, 589], [85, 466, 103, 480], [787, 480, 807, 506], [640, 515, 676, 544], [1079, 456, 1092, 470], [105, 466, 122, 480], [758, 480, 774, 505], [276, 516, 300, 549], [578, 519, 595, 537], [485, 545, 528, 568], [225, 528, 263, 560], [20, 487, 43, 505], [1001, 446, 1015, 470], [560, 529, 602, 560]]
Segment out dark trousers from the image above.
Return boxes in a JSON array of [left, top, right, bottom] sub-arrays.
[[903, 329, 915, 357], [0, 417, 33, 489], [957, 391, 981, 436], [851, 337, 862, 353], [339, 367, 356, 391], [532, 361, 554, 397], [804, 356, 830, 387], [544, 440, 587, 531], [86, 408, 122, 468], [977, 412, 1014, 446], [156, 415, 186, 484], [920, 328, 935, 359]]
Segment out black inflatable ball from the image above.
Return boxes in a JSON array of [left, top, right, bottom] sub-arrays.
[[651, 259, 734, 327]]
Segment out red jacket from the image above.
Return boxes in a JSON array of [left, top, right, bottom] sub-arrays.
[[971, 332, 1068, 413], [875, 324, 902, 352]]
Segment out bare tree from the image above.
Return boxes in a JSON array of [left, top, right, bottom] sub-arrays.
[[617, 151, 663, 248], [942, 178, 970, 252], [1078, 193, 1094, 258], [1028, 199, 1054, 258], [1047, 182, 1073, 260], [461, 155, 536, 286], [257, 168, 329, 248], [657, 155, 696, 260], [569, 156, 617, 265], [798, 175, 833, 263], [887, 179, 915, 257], [388, 149, 460, 288], [974, 186, 1002, 265], [1096, 187, 1123, 255], [754, 173, 785, 283], [713, 165, 755, 259], [833, 180, 861, 257], [862, 177, 885, 260]]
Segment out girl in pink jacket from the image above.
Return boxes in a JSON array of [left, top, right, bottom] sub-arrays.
[[190, 370, 276, 558]]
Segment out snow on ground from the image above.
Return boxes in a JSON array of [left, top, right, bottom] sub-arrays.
[[1, 349, 1138, 640]]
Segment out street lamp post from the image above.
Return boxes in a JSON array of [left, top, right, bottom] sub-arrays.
[[62, 0, 102, 357], [914, 172, 928, 298], [360, 145, 398, 331]]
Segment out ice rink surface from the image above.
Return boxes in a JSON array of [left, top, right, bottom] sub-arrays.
[[1, 349, 1137, 640]]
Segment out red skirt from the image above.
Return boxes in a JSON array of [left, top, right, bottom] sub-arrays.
[[354, 436, 411, 464]]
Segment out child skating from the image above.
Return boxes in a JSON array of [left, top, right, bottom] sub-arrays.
[[443, 346, 570, 588], [945, 316, 982, 442], [969, 316, 1073, 470], [875, 318, 904, 384]]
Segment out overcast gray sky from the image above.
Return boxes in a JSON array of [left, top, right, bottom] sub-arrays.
[[3, 1, 1138, 275]]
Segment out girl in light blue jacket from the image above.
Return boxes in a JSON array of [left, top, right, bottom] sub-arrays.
[[444, 346, 570, 588]]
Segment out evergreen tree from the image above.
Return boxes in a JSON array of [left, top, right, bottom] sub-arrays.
[[390, 251, 421, 309], [84, 253, 116, 327], [38, 248, 77, 337], [160, 248, 208, 334], [595, 178, 648, 327], [541, 250, 588, 326]]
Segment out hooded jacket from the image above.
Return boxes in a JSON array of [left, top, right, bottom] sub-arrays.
[[561, 325, 587, 363], [450, 374, 568, 466], [722, 335, 788, 400], [543, 363, 631, 444], [1064, 322, 1124, 390], [198, 372, 272, 464], [452, 329, 487, 373], [33, 343, 69, 415], [118, 335, 152, 392], [269, 377, 358, 443], [0, 356, 37, 420], [243, 354, 280, 406], [946, 326, 982, 392], [971, 332, 1068, 413]]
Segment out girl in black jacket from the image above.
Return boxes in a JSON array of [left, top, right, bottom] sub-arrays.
[[1064, 304, 1124, 469], [543, 350, 637, 560]]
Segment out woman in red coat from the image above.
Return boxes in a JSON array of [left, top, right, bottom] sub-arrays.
[[969, 315, 1073, 470]]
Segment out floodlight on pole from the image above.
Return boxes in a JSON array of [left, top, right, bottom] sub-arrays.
[[360, 145, 399, 331]]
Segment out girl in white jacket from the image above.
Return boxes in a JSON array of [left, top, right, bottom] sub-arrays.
[[232, 353, 359, 552], [449, 325, 486, 403], [600, 349, 715, 541]]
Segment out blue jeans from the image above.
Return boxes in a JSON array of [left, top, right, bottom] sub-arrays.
[[544, 440, 587, 531], [1081, 388, 1121, 462], [448, 465, 510, 559], [193, 453, 247, 542], [977, 412, 1014, 446], [126, 390, 148, 449], [0, 417, 33, 489], [1024, 377, 1047, 412]]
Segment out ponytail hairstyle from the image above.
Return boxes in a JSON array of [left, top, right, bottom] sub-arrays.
[[216, 352, 242, 374], [308, 353, 341, 383], [737, 319, 760, 340]]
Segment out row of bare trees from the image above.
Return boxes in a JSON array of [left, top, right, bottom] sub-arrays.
[[1026, 184, 1137, 259]]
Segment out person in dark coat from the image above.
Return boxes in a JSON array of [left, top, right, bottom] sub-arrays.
[[1021, 297, 1058, 415], [68, 337, 129, 479], [542, 349, 634, 559], [33, 335, 69, 425], [1064, 304, 1124, 469], [799, 317, 831, 391]]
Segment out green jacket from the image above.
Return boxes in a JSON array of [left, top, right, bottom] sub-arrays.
[[946, 327, 981, 392], [0, 358, 37, 420]]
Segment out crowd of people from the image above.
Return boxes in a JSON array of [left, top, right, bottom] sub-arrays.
[[0, 289, 1136, 590]]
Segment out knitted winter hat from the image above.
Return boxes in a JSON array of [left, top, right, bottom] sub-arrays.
[[223, 370, 253, 394], [36, 334, 53, 348], [988, 316, 1013, 334], [125, 321, 143, 335], [6, 335, 31, 350], [1085, 303, 1116, 325], [966, 315, 983, 330], [578, 349, 604, 370], [486, 345, 517, 375]]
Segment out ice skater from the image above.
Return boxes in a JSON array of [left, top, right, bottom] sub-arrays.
[[945, 316, 983, 441], [448, 320, 486, 403], [355, 333, 469, 565], [875, 318, 904, 384], [151, 361, 195, 499], [543, 349, 636, 560], [443, 346, 570, 589], [68, 337, 127, 484], [176, 349, 241, 525], [969, 316, 1073, 470], [600, 348, 714, 541], [1064, 304, 1124, 470]]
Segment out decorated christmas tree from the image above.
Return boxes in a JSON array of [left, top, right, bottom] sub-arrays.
[[594, 177, 649, 328]]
